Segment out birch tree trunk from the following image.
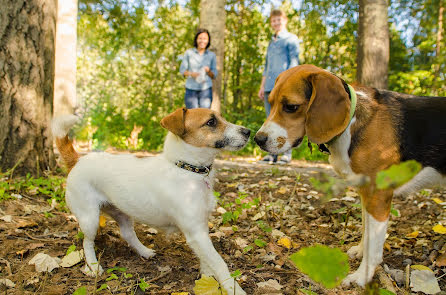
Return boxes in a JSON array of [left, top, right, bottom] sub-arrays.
[[54, 0, 77, 117], [356, 0, 389, 89], [200, 0, 226, 113], [0, 0, 57, 176]]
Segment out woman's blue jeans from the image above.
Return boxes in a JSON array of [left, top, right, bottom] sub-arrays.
[[184, 87, 213, 109]]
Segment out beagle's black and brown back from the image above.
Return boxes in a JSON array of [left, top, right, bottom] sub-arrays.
[[349, 86, 446, 176]]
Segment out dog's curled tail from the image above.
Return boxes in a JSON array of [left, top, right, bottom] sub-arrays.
[[51, 115, 80, 173]]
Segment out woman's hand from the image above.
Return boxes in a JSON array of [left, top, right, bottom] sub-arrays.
[[203, 66, 210, 73], [185, 71, 199, 78]]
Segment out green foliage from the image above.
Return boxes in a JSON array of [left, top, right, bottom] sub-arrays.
[[76, 0, 445, 155], [376, 160, 422, 190], [290, 244, 349, 288], [66, 245, 76, 255], [139, 279, 150, 291], [0, 171, 66, 210], [72, 286, 87, 295]]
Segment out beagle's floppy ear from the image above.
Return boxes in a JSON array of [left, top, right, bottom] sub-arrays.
[[305, 72, 351, 144], [160, 107, 187, 137]]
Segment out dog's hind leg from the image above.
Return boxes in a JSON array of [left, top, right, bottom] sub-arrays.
[[75, 205, 104, 276], [394, 167, 445, 197], [103, 205, 155, 259]]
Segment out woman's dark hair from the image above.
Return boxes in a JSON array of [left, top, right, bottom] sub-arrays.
[[193, 28, 211, 49]]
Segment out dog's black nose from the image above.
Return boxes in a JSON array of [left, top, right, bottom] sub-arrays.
[[240, 128, 251, 139], [254, 132, 268, 147]]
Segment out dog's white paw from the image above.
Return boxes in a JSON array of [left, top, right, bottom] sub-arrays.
[[138, 248, 156, 259], [81, 264, 104, 277], [342, 267, 373, 287], [347, 244, 363, 259]]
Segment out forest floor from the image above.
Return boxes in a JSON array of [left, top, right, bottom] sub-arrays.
[[0, 153, 445, 295]]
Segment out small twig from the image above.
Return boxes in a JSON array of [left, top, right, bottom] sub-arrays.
[[145, 270, 172, 284], [24, 232, 65, 243]]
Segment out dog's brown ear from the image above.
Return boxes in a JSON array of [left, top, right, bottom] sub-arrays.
[[160, 107, 187, 137], [305, 72, 351, 144]]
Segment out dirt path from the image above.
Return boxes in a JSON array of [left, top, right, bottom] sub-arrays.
[[0, 156, 445, 294]]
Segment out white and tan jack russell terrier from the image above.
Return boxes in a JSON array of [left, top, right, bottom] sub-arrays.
[[52, 107, 250, 294]]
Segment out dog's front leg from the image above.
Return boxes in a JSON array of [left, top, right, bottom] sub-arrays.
[[343, 189, 391, 287], [182, 227, 246, 295]]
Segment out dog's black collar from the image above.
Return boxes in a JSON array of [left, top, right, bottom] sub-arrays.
[[175, 160, 212, 176]]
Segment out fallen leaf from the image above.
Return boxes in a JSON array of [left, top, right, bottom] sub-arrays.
[[16, 249, 28, 258], [171, 293, 189, 295], [16, 220, 38, 228], [411, 265, 433, 272], [0, 215, 12, 222], [278, 186, 288, 194], [432, 224, 446, 234], [432, 197, 444, 204], [410, 269, 441, 294], [256, 279, 283, 291], [0, 278, 15, 288], [60, 250, 84, 268], [99, 215, 107, 228], [193, 275, 227, 295], [406, 231, 419, 239], [28, 253, 60, 272], [278, 237, 292, 249], [234, 237, 249, 249], [435, 252, 446, 267]]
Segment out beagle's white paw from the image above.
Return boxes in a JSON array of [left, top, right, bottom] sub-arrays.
[[342, 266, 374, 287]]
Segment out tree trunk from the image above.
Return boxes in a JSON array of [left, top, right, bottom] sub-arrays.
[[436, 0, 444, 58], [356, 0, 389, 89], [54, 0, 77, 117], [0, 0, 57, 176], [200, 0, 226, 113]]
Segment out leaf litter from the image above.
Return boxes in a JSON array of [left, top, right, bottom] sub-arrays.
[[0, 155, 445, 294]]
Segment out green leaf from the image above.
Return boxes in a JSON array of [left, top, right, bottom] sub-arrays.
[[376, 160, 422, 190], [66, 245, 76, 255], [72, 286, 87, 295], [254, 239, 267, 248], [96, 284, 108, 292], [231, 269, 242, 278], [379, 289, 396, 295], [106, 273, 118, 281], [299, 289, 318, 295], [289, 245, 349, 288], [139, 279, 150, 291]]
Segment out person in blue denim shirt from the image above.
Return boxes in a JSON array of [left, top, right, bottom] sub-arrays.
[[258, 9, 300, 164], [180, 28, 218, 109]]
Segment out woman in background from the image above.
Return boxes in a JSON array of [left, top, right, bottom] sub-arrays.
[[179, 28, 217, 109]]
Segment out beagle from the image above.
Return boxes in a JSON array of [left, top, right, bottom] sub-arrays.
[[254, 64, 446, 287], [52, 108, 249, 295]]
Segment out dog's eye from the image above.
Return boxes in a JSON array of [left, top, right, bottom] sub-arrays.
[[283, 104, 300, 113], [206, 118, 217, 127]]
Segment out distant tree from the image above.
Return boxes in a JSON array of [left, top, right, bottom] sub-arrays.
[[54, 0, 78, 116], [200, 0, 226, 113], [357, 0, 389, 89], [0, 0, 57, 176]]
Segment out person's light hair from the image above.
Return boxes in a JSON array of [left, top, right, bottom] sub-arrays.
[[270, 9, 287, 20]]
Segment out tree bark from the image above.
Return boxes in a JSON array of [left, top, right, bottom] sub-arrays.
[[200, 0, 226, 113], [437, 0, 444, 58], [0, 0, 57, 176], [356, 0, 389, 89], [54, 0, 77, 117]]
